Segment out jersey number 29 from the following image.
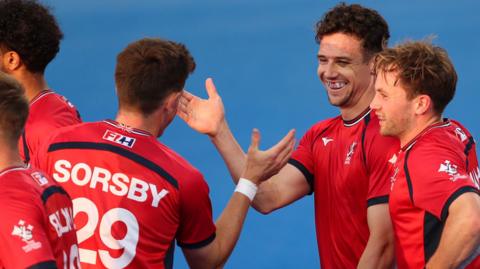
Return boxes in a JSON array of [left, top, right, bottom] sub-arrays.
[[73, 197, 139, 268]]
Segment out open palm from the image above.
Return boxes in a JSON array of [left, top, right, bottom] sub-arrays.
[[177, 78, 225, 136]]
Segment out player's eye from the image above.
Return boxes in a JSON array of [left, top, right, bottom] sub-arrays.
[[318, 57, 328, 64], [336, 60, 350, 67]]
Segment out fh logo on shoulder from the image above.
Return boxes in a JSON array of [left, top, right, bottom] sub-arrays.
[[103, 130, 136, 148]]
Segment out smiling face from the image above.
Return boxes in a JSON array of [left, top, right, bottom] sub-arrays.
[[317, 33, 373, 109], [370, 70, 415, 140]]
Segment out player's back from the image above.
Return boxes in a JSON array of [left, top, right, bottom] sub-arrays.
[[33, 120, 215, 269], [19, 90, 82, 163], [0, 166, 79, 269]]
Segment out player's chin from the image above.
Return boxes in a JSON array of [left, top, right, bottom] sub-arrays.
[[379, 126, 392, 137], [327, 94, 348, 107]]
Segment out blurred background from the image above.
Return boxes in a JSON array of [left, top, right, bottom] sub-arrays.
[[43, 0, 479, 267]]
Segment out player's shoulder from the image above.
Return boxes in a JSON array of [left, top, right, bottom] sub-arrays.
[[30, 90, 74, 111], [156, 142, 203, 179], [416, 120, 469, 150], [27, 90, 80, 127], [0, 167, 53, 202], [46, 121, 102, 143], [305, 115, 341, 136], [407, 121, 467, 166]]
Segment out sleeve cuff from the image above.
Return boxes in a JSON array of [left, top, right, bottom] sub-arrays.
[[288, 159, 314, 195], [27, 261, 57, 269], [440, 186, 480, 222], [177, 232, 216, 249], [367, 195, 389, 207]]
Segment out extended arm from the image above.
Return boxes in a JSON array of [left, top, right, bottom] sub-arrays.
[[426, 192, 480, 268], [177, 78, 310, 214], [182, 128, 295, 268], [357, 204, 394, 269]]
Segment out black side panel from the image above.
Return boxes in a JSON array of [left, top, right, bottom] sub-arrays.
[[164, 240, 175, 269], [423, 212, 444, 263], [404, 149, 415, 205]]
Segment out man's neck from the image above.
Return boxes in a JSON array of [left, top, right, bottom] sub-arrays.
[[16, 72, 48, 102], [339, 84, 375, 121], [0, 144, 25, 172], [115, 109, 165, 137], [399, 114, 443, 148]]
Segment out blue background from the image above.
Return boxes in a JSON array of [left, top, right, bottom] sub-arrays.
[[42, 1, 479, 268]]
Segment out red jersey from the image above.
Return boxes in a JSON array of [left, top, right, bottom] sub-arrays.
[[290, 109, 399, 268], [389, 120, 480, 269], [19, 90, 82, 163], [33, 120, 216, 269], [0, 166, 79, 269]]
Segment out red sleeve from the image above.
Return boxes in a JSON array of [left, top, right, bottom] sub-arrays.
[[365, 123, 400, 205], [409, 143, 479, 221], [289, 127, 316, 192], [0, 185, 56, 268], [176, 171, 216, 249]]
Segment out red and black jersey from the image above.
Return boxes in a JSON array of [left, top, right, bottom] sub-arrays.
[[389, 119, 480, 269], [32, 120, 216, 269], [19, 90, 82, 163], [289, 109, 400, 268], [0, 166, 79, 269]]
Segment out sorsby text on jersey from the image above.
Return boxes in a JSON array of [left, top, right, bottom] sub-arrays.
[[52, 160, 169, 207]]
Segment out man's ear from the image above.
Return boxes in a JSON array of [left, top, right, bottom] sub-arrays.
[[1, 50, 22, 72], [164, 91, 182, 112], [414, 94, 433, 116]]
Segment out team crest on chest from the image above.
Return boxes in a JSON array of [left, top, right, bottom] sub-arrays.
[[344, 141, 357, 165], [388, 153, 399, 190]]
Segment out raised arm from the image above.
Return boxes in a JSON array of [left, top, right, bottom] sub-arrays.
[[182, 128, 295, 268], [177, 78, 310, 214], [177, 78, 245, 181]]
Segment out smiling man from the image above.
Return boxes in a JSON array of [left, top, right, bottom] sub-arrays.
[[371, 41, 480, 268], [177, 3, 399, 268]]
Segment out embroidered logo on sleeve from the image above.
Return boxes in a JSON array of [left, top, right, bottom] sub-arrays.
[[438, 160, 468, 182], [30, 172, 48, 186], [454, 127, 468, 142], [11, 220, 42, 252]]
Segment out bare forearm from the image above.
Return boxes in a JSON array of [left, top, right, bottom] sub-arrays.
[[212, 192, 251, 266], [210, 120, 246, 183], [357, 236, 394, 269], [427, 220, 480, 268]]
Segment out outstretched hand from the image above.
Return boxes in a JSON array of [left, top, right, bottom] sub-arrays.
[[177, 78, 225, 136], [241, 128, 296, 185]]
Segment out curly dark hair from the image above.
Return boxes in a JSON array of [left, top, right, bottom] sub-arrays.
[[115, 38, 196, 115], [375, 41, 457, 114], [315, 3, 389, 59], [0, 0, 63, 73]]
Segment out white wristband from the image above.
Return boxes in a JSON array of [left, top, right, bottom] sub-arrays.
[[235, 178, 258, 202]]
